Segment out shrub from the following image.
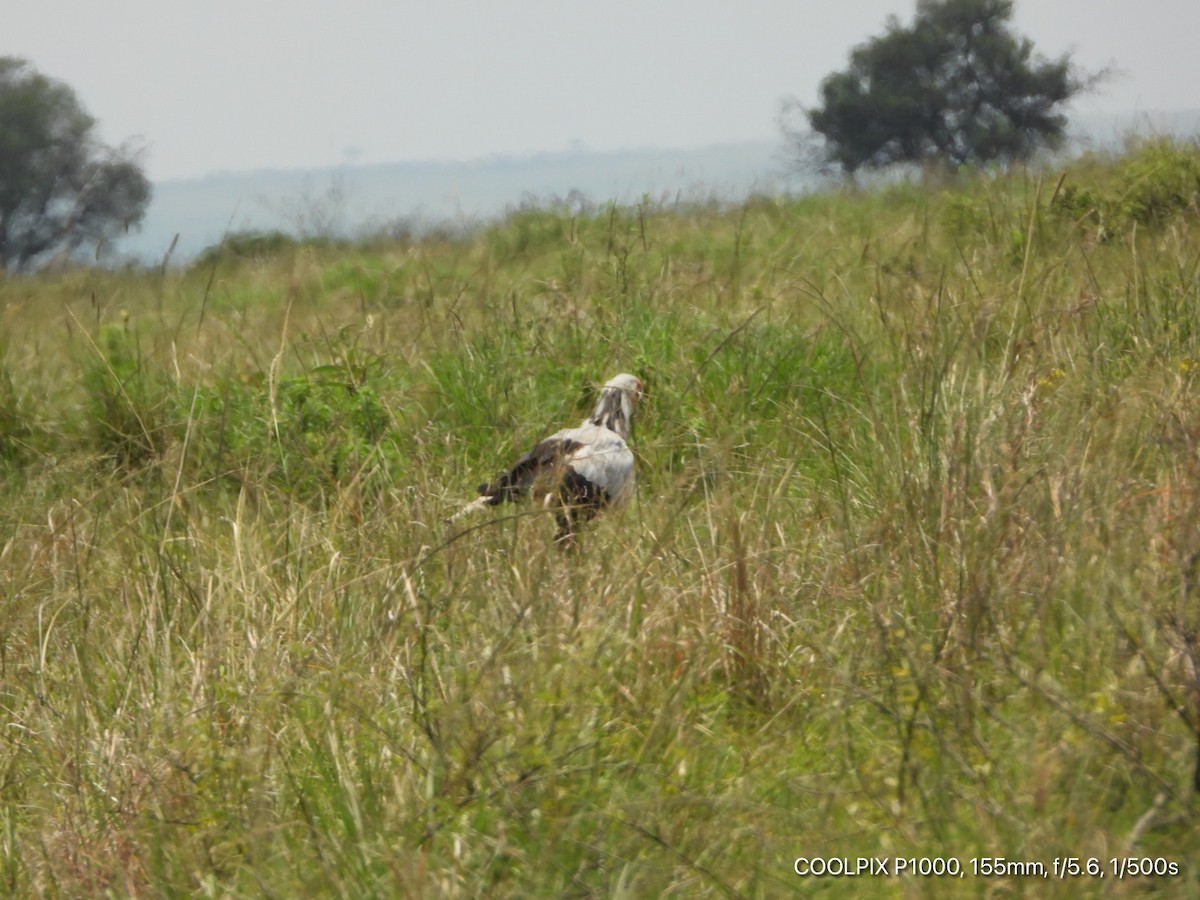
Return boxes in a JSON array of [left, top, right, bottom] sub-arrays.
[[191, 230, 302, 269], [1053, 138, 1200, 238]]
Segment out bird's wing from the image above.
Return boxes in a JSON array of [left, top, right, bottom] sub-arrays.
[[476, 428, 585, 505]]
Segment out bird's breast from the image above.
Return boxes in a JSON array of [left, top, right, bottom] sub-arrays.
[[564, 438, 634, 504]]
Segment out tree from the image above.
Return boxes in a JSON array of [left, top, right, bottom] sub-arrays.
[[0, 57, 150, 270], [798, 0, 1096, 175]]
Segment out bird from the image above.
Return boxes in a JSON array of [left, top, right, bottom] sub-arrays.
[[453, 373, 644, 546]]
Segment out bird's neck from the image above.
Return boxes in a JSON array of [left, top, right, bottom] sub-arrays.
[[587, 390, 632, 440]]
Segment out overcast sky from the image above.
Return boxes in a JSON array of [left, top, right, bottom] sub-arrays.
[[8, 1, 1199, 182]]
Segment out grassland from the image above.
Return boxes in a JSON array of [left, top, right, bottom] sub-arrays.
[[3, 139, 1200, 897]]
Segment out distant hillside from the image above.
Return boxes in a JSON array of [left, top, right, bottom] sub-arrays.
[[119, 140, 801, 266], [116, 110, 1200, 267]]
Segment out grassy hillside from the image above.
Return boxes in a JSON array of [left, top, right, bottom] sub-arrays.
[[3, 139, 1200, 896]]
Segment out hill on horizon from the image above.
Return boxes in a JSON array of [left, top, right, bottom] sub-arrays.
[[116, 109, 1200, 267], [121, 140, 800, 267]]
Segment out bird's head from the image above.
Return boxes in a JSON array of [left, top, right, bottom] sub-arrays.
[[605, 373, 644, 406]]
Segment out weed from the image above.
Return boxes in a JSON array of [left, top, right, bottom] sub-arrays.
[[79, 321, 169, 467]]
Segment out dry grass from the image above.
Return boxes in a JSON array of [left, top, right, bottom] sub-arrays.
[[3, 143, 1200, 896]]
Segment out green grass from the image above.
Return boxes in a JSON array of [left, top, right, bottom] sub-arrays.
[[3, 139, 1200, 896]]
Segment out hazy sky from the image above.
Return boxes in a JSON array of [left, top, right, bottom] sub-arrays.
[[8, 1, 1199, 181]]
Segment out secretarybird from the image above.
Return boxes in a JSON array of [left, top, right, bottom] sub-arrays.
[[454, 373, 644, 546]]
